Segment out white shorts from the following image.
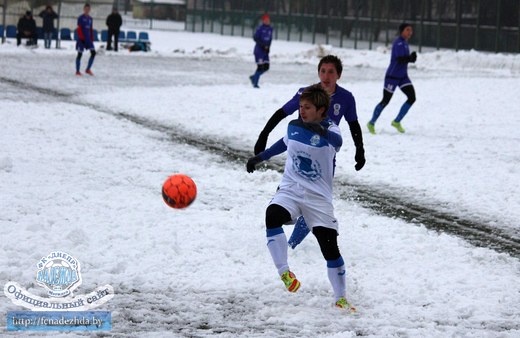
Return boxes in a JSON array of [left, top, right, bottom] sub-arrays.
[[269, 183, 338, 232]]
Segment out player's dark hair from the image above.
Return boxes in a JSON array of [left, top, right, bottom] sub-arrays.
[[318, 55, 343, 77], [300, 84, 330, 117], [399, 22, 412, 33], [84, 3, 91, 8]]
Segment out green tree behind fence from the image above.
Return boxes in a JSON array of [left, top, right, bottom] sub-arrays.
[[186, 0, 520, 53]]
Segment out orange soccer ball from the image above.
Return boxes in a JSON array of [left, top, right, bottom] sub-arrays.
[[162, 174, 197, 209]]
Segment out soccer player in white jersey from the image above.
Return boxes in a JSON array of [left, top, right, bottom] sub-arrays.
[[246, 85, 356, 312]]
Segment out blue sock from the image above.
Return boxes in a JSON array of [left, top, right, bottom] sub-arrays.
[[76, 58, 81, 72], [288, 216, 310, 249], [370, 103, 385, 125], [86, 54, 95, 71], [252, 70, 264, 86], [395, 102, 412, 122]]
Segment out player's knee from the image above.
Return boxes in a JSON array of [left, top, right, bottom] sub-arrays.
[[407, 95, 416, 105], [313, 226, 341, 260], [265, 204, 291, 229], [91, 50, 96, 57], [76, 52, 83, 61], [381, 92, 392, 106], [263, 63, 270, 72]]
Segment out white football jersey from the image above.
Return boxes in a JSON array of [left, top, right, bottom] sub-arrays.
[[279, 119, 341, 201]]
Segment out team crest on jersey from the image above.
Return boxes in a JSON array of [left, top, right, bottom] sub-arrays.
[[333, 103, 341, 116], [292, 151, 322, 181], [310, 134, 321, 146]]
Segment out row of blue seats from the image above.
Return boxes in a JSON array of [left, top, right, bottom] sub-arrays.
[[0, 25, 149, 43]]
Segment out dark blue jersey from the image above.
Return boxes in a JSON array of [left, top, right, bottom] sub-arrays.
[[385, 36, 410, 79], [77, 14, 93, 43], [254, 24, 272, 49], [281, 84, 358, 125]]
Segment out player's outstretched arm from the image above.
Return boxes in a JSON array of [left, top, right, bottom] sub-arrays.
[[348, 120, 366, 171], [254, 108, 288, 155], [247, 138, 287, 173]]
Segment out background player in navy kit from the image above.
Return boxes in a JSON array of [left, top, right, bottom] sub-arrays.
[[247, 85, 356, 312], [249, 13, 272, 88], [254, 55, 365, 249], [76, 3, 96, 76], [367, 23, 417, 134]]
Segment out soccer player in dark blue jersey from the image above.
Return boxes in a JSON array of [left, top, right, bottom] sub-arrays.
[[249, 13, 272, 88], [253, 55, 365, 249], [75, 3, 96, 76], [368, 23, 417, 134]]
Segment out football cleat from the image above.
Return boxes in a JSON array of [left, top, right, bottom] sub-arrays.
[[367, 122, 376, 135], [75, 71, 82, 76], [85, 69, 94, 76], [280, 271, 300, 292], [391, 120, 405, 133], [335, 297, 357, 313]]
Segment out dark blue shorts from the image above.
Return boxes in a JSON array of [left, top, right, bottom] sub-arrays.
[[76, 40, 95, 52], [384, 76, 412, 93], [254, 47, 269, 65]]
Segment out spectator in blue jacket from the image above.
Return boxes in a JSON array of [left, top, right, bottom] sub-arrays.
[[367, 23, 417, 134], [39, 5, 58, 49], [249, 13, 273, 88]]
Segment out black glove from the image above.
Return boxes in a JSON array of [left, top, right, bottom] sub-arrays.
[[409, 51, 417, 63], [263, 45, 270, 53], [246, 155, 263, 173], [354, 146, 366, 171], [254, 132, 268, 155], [303, 122, 327, 137]]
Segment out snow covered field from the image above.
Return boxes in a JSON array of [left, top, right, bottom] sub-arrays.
[[1, 30, 519, 337]]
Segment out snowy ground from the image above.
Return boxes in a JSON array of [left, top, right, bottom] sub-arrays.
[[1, 30, 520, 337]]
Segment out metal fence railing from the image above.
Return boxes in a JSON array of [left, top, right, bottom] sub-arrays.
[[185, 0, 520, 54], [3, 0, 519, 53]]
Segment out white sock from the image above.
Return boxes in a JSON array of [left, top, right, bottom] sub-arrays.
[[266, 228, 289, 276], [327, 257, 346, 301]]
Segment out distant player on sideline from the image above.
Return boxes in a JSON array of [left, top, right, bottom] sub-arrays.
[[246, 85, 356, 312], [249, 13, 272, 88], [254, 55, 365, 249], [76, 3, 96, 76], [367, 23, 417, 134]]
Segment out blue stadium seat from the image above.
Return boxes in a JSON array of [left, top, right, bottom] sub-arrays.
[[0, 25, 4, 38], [60, 28, 72, 40], [93, 29, 99, 42], [126, 31, 137, 42], [6, 25, 17, 38], [101, 29, 108, 42], [138, 31, 149, 42], [118, 31, 126, 42]]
